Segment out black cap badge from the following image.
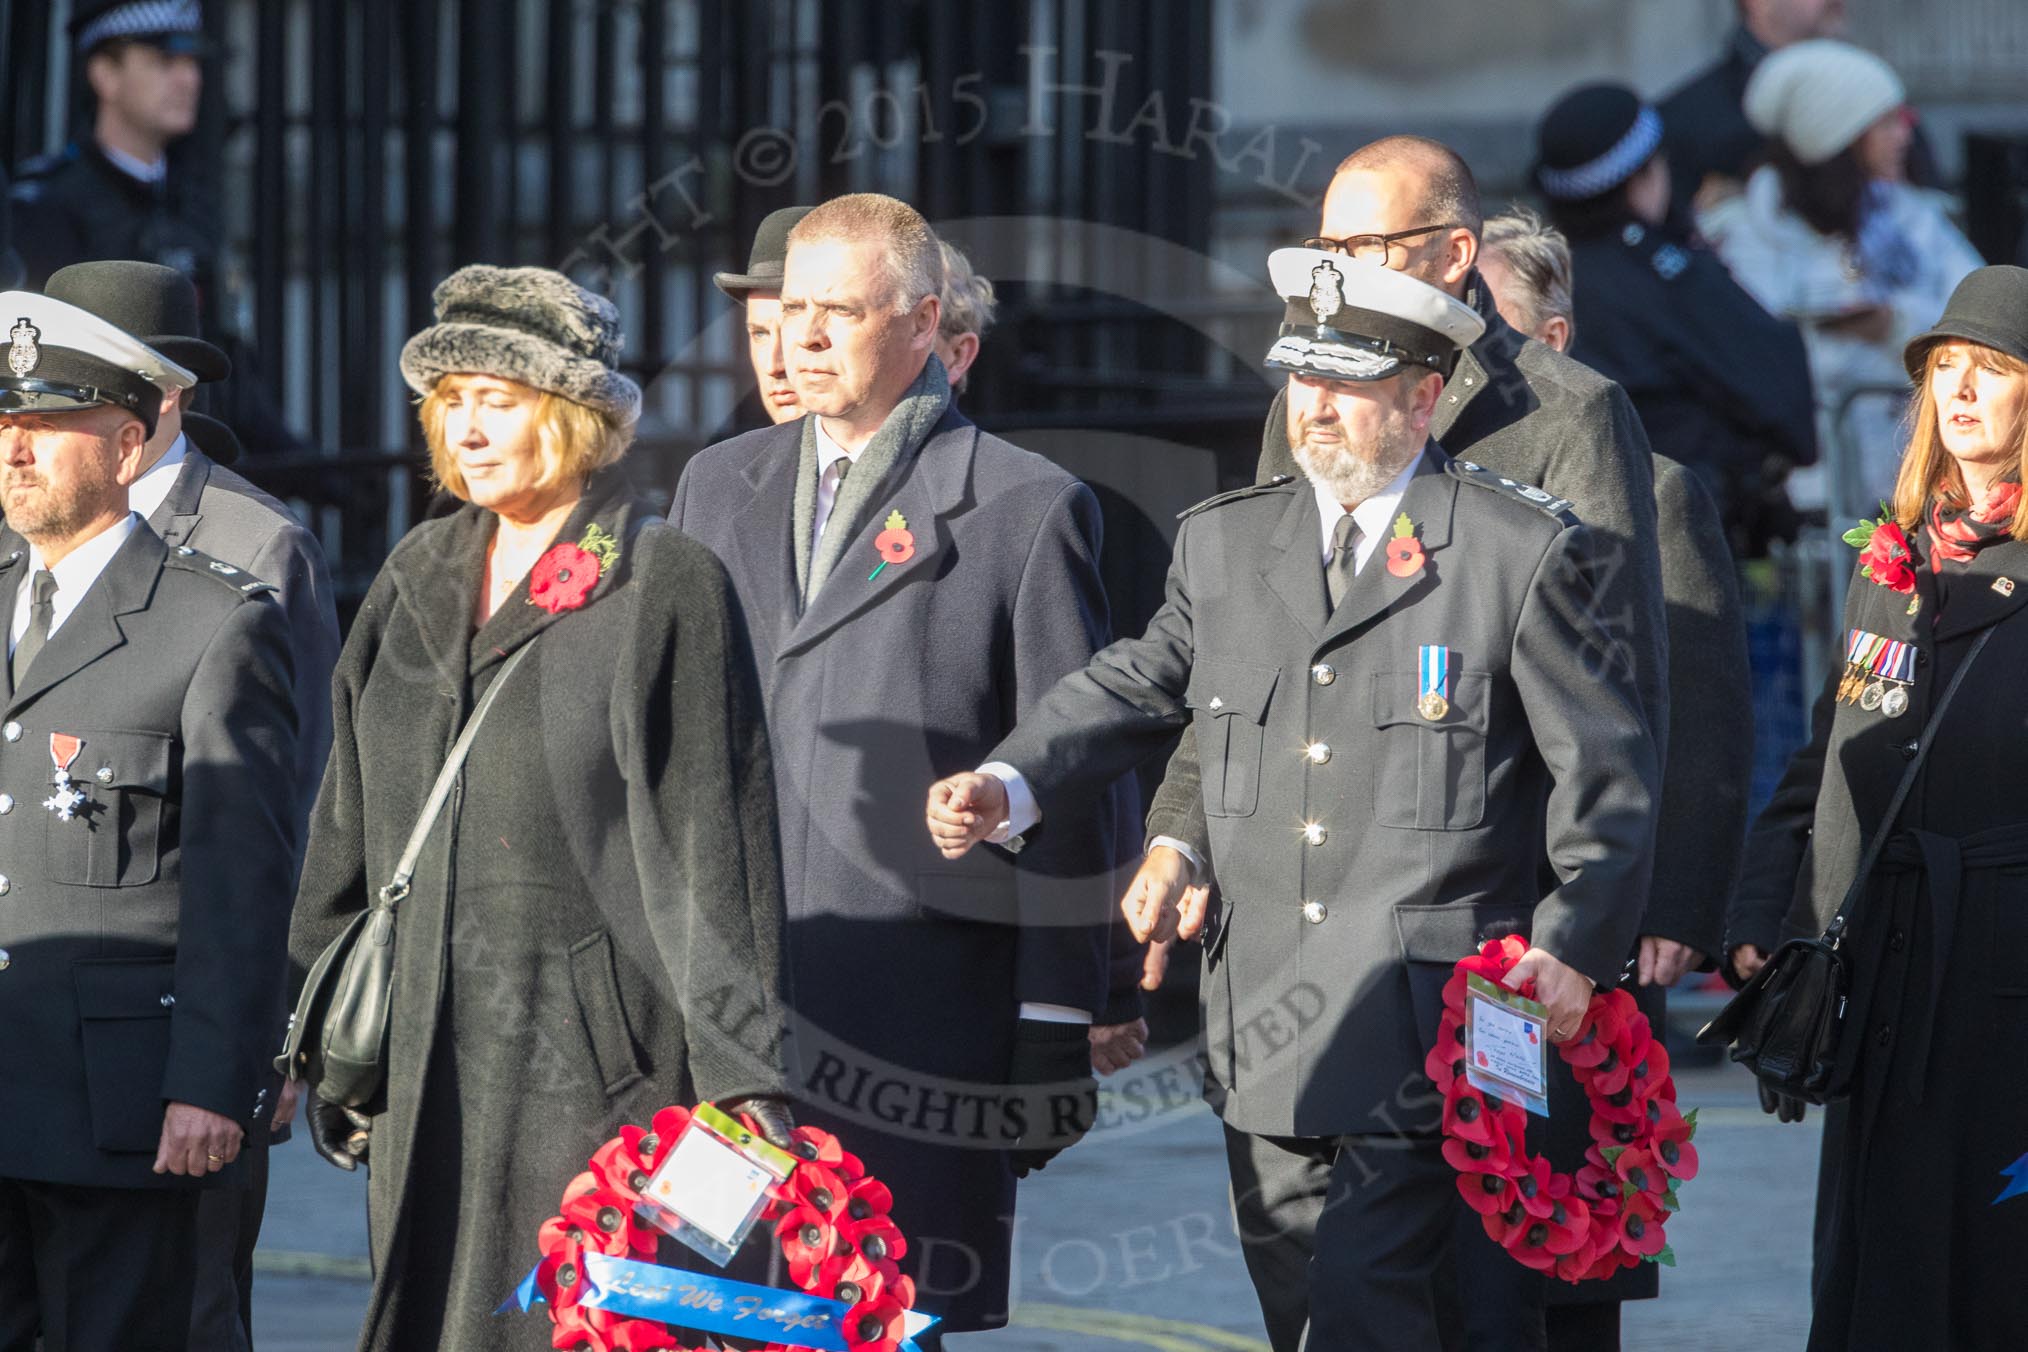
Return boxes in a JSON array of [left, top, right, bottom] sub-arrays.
[[7, 319, 38, 377], [1309, 260, 1346, 326]]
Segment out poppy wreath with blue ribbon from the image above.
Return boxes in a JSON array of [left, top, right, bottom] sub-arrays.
[[533, 1104, 918, 1352]]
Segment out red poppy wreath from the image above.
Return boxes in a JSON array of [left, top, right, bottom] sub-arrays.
[[529, 1105, 922, 1352], [1431, 936, 1698, 1281]]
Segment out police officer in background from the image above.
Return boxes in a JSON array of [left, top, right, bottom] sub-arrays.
[[12, 0, 303, 457], [0, 291, 298, 1347], [1533, 83, 1818, 558], [928, 252, 1659, 1351], [39, 260, 340, 1351]]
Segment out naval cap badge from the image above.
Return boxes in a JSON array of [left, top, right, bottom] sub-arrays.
[[7, 319, 40, 377], [1308, 259, 1346, 326]]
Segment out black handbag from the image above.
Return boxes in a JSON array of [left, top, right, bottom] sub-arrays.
[[1698, 626, 1992, 1104], [276, 645, 532, 1108]]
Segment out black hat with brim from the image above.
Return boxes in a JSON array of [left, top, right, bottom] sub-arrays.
[[1902, 265, 2028, 379], [180, 409, 241, 465], [45, 260, 230, 383], [714, 205, 818, 301]]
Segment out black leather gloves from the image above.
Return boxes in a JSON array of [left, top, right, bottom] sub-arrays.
[[723, 1095, 798, 1151], [308, 1097, 373, 1171], [1007, 1019, 1098, 1178], [1758, 1080, 1808, 1124]]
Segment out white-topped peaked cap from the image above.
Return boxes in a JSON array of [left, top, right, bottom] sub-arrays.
[[0, 290, 196, 434], [1263, 248, 1485, 382]]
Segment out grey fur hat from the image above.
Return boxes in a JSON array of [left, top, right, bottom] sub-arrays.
[[399, 265, 642, 425]]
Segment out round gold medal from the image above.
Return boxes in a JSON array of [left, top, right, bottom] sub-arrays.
[[1418, 691, 1449, 721]]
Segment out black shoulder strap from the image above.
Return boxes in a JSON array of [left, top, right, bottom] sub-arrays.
[[1826, 625, 1995, 945]]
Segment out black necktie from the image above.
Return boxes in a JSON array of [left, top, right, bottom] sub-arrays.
[[1325, 514, 1360, 609], [11, 569, 56, 689]]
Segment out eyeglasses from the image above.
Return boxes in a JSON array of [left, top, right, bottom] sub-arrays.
[[1302, 223, 1463, 262]]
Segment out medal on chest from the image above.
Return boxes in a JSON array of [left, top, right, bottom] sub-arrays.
[[1418, 644, 1450, 721], [1839, 629, 1916, 718], [42, 733, 88, 821]]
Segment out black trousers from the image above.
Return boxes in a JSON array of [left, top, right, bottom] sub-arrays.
[[0, 1175, 201, 1351], [189, 1141, 270, 1351], [1226, 1127, 1553, 1352]]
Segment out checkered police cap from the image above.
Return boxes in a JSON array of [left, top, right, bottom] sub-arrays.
[[74, 0, 206, 57]]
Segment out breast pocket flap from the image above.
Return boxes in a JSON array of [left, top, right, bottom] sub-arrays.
[[1186, 658, 1280, 725]]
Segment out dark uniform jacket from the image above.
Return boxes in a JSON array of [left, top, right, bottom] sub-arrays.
[[1738, 538, 2028, 1351], [0, 522, 297, 1190], [9, 142, 217, 290], [990, 448, 1659, 1138], [145, 445, 339, 846], [673, 408, 1116, 1331], [1569, 221, 1817, 554]]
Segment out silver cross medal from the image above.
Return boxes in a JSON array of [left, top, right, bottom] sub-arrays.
[[43, 733, 87, 821]]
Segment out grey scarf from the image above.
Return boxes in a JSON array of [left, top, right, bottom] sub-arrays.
[[793, 354, 952, 604]]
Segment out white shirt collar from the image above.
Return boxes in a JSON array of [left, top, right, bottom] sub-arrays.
[[129, 433, 190, 524], [1311, 448, 1427, 567], [99, 141, 168, 185], [812, 417, 863, 473], [16, 513, 143, 645]]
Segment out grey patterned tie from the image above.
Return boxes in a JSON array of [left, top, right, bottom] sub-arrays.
[[1325, 513, 1360, 609], [11, 569, 56, 689]]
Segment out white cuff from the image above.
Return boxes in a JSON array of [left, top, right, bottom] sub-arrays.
[[1019, 1002, 1094, 1025], [979, 762, 1041, 844], [1148, 834, 1207, 885]]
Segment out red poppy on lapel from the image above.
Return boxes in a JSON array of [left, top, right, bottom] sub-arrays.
[[1385, 511, 1426, 578], [529, 542, 601, 612]]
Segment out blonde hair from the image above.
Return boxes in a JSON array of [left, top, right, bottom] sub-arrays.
[[788, 193, 945, 314], [419, 374, 632, 501], [1892, 340, 2028, 540]]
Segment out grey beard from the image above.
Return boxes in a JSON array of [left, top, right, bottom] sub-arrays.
[[1291, 422, 1421, 508]]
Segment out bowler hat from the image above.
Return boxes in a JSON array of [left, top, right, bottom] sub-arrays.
[[181, 410, 241, 466], [714, 205, 817, 301], [45, 260, 230, 383], [1902, 265, 2028, 379]]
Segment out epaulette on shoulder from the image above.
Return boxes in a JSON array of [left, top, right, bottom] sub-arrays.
[[165, 544, 277, 599], [1178, 475, 1299, 521], [1447, 459, 1582, 528]]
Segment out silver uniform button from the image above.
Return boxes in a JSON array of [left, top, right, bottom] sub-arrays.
[[1301, 900, 1327, 924], [1312, 664, 1336, 686], [0, 948, 9, 970], [95, 767, 113, 784], [1303, 823, 1328, 846], [1, 722, 18, 742], [1307, 742, 1331, 765], [0, 876, 11, 896], [0, 793, 13, 814], [176, 545, 196, 556], [159, 993, 176, 1007]]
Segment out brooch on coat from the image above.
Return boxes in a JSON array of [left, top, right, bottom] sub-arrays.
[[868, 510, 915, 581], [42, 732, 88, 821], [528, 523, 620, 615]]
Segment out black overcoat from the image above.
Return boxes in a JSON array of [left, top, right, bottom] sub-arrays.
[[286, 470, 789, 1352], [1757, 537, 2028, 1352]]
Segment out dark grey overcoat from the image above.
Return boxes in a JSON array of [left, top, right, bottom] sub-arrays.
[[673, 407, 1116, 1332], [1739, 538, 2028, 1351], [286, 470, 788, 1352], [989, 449, 1659, 1137]]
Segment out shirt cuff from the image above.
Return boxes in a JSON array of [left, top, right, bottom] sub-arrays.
[[1019, 1002, 1094, 1025], [978, 762, 1041, 844], [1148, 834, 1207, 885]]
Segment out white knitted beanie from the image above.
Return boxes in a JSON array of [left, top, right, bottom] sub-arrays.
[[1743, 39, 1905, 167]]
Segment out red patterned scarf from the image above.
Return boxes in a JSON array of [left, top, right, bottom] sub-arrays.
[[1928, 477, 2022, 571]]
